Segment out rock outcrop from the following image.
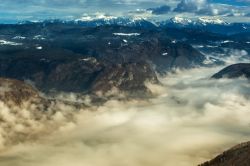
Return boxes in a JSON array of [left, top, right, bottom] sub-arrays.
[[0, 78, 43, 106]]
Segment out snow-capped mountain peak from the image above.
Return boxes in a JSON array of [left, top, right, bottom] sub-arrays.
[[73, 14, 157, 28], [197, 17, 228, 25], [170, 16, 192, 25]]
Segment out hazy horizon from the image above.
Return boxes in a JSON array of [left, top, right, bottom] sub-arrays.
[[0, 0, 250, 23]]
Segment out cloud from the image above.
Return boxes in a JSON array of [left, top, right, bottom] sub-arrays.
[[209, 0, 250, 6], [174, 0, 207, 12], [173, 0, 249, 16], [0, 0, 86, 7], [0, 0, 249, 22], [147, 5, 171, 15], [0, 63, 250, 165], [173, 0, 222, 15], [0, 0, 174, 21]]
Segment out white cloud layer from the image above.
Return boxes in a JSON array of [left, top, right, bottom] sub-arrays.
[[173, 0, 249, 16], [0, 64, 250, 166]]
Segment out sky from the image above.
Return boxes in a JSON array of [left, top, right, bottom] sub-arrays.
[[0, 0, 249, 23]]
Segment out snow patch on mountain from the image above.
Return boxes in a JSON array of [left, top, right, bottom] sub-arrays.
[[166, 16, 229, 26], [162, 52, 168, 56], [113, 33, 140, 36], [13, 36, 26, 40], [0, 40, 22, 46], [33, 35, 46, 40]]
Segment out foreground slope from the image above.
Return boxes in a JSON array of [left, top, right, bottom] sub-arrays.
[[200, 142, 250, 166]]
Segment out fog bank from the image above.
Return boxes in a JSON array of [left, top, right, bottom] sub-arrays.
[[0, 66, 250, 166]]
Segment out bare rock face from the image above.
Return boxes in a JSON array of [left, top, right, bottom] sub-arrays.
[[0, 78, 43, 106], [200, 142, 250, 166], [91, 62, 159, 95], [212, 63, 250, 79]]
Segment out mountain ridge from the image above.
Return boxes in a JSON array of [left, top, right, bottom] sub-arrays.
[[15, 16, 250, 35]]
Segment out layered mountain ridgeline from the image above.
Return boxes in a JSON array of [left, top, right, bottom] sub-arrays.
[[200, 142, 250, 166], [212, 63, 250, 79], [0, 23, 206, 94], [1, 21, 249, 62]]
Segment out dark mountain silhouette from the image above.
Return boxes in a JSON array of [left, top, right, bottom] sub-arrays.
[[212, 63, 250, 79]]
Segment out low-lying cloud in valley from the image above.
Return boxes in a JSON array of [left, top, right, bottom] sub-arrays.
[[0, 64, 250, 166]]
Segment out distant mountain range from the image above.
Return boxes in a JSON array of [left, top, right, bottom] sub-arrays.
[[160, 16, 250, 35], [18, 16, 250, 35]]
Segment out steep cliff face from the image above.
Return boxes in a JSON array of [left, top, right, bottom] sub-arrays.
[[200, 142, 250, 166]]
